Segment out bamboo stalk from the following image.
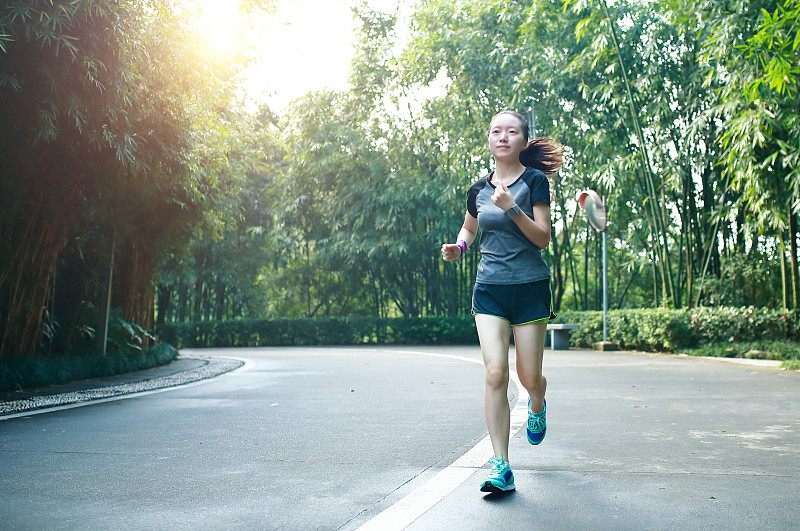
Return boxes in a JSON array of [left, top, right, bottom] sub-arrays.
[[599, 0, 676, 306]]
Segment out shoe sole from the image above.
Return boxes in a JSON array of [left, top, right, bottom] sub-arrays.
[[480, 481, 516, 493]]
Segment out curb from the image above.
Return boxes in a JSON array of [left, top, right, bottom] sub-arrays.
[[0, 356, 244, 418]]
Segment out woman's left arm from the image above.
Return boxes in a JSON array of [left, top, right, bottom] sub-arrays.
[[511, 202, 551, 249]]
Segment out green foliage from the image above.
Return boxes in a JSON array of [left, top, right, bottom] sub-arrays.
[[5, 0, 800, 363], [157, 316, 479, 348], [688, 306, 794, 343], [157, 5, 482, 322], [0, 343, 177, 393], [556, 309, 689, 351], [678, 341, 800, 361], [150, 0, 800, 326], [159, 307, 799, 369], [555, 306, 798, 351], [0, 0, 267, 359], [696, 249, 785, 307], [106, 308, 156, 353], [703, 0, 800, 235], [784, 359, 800, 370], [155, 111, 290, 324]]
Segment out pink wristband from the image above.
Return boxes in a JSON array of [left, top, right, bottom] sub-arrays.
[[457, 240, 467, 257]]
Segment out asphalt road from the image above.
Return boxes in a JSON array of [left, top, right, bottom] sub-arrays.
[[1, 346, 798, 530]]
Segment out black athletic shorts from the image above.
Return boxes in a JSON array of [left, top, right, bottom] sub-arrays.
[[472, 280, 556, 326]]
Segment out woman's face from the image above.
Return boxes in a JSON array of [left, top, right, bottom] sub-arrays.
[[488, 113, 527, 162]]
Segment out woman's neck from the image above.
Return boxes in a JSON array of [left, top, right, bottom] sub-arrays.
[[492, 161, 526, 185]]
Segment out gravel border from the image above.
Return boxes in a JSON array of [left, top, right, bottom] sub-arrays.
[[0, 356, 244, 416]]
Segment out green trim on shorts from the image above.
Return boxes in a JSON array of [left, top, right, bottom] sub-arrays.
[[473, 313, 548, 327], [514, 317, 550, 326]]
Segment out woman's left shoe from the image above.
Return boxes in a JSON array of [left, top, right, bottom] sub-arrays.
[[480, 455, 516, 493], [527, 398, 547, 445]]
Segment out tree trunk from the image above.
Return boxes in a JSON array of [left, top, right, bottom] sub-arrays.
[[193, 279, 203, 322], [780, 233, 788, 309], [685, 178, 698, 309], [156, 284, 171, 326], [215, 279, 226, 321], [600, 0, 675, 307], [790, 211, 799, 309], [95, 228, 115, 356], [0, 209, 70, 360]]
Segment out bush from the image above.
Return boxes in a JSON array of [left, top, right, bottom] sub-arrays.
[[677, 340, 800, 360], [554, 306, 798, 352], [157, 316, 479, 348], [157, 306, 799, 360], [0, 343, 178, 393], [687, 306, 794, 344]]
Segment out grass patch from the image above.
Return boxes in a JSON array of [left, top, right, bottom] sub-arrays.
[[0, 343, 178, 393], [677, 340, 800, 370]]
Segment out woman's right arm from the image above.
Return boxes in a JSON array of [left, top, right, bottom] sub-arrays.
[[441, 212, 478, 261]]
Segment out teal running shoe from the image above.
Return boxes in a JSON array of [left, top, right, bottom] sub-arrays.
[[527, 398, 547, 445], [480, 455, 515, 493]]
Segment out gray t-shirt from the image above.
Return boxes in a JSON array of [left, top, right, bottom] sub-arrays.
[[466, 168, 551, 285]]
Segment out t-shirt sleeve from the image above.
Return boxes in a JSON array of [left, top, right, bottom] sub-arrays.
[[530, 171, 551, 206], [466, 178, 485, 218]]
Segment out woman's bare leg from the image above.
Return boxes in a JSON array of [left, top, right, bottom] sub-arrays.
[[513, 321, 548, 414], [475, 314, 512, 460]]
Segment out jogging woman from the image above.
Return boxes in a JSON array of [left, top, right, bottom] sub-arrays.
[[441, 110, 563, 493]]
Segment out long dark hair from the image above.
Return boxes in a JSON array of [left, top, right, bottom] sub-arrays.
[[491, 110, 563, 175]]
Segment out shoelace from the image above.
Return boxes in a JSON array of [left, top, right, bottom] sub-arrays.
[[488, 457, 507, 477], [528, 412, 545, 432]]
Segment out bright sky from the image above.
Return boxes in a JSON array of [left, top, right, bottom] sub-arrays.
[[195, 0, 408, 111]]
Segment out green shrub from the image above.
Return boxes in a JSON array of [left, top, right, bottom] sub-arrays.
[[157, 307, 799, 362], [677, 340, 800, 360], [557, 308, 689, 351], [553, 306, 797, 352], [687, 306, 794, 344], [157, 316, 479, 348], [554, 310, 603, 348], [0, 342, 178, 393], [784, 359, 800, 370]]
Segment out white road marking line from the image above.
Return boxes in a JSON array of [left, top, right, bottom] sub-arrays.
[[355, 348, 529, 531], [5, 346, 531, 528]]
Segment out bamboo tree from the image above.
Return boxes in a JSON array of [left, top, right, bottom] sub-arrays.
[[595, 0, 676, 306], [1, 0, 268, 359]]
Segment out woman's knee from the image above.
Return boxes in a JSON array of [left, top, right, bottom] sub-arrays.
[[484, 362, 509, 390]]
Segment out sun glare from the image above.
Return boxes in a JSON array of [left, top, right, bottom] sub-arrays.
[[185, 0, 405, 110], [193, 0, 243, 55]]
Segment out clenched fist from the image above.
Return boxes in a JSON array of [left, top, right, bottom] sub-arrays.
[[441, 243, 462, 261], [491, 181, 516, 211]]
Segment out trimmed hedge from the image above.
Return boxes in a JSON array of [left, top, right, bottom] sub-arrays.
[[555, 306, 798, 352], [158, 306, 799, 354], [0, 342, 178, 393], [157, 316, 480, 348]]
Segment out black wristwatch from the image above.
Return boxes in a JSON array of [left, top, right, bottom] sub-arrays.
[[505, 205, 521, 220]]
